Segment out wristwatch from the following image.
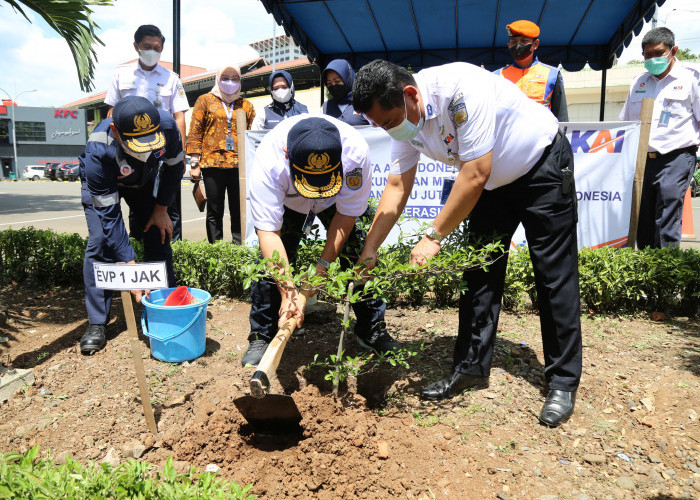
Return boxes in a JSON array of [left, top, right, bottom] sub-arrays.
[[317, 256, 331, 269], [425, 225, 445, 242]]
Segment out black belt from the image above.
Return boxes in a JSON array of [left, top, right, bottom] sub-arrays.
[[648, 145, 698, 159]]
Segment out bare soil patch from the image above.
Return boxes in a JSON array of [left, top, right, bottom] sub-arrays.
[[1, 284, 699, 499]]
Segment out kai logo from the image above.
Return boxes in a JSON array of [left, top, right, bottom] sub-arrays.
[[570, 129, 626, 154]]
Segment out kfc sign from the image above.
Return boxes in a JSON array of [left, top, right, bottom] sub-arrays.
[[55, 109, 78, 118]]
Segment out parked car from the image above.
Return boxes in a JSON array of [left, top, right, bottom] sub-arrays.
[[56, 162, 76, 181], [62, 164, 80, 182], [44, 162, 61, 180], [22, 165, 45, 181]]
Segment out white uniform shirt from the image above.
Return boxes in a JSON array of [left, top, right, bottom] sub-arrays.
[[104, 62, 189, 114], [619, 60, 700, 154], [250, 114, 372, 232], [390, 62, 558, 190]]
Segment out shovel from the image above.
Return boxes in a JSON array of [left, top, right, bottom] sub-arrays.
[[234, 317, 302, 432]]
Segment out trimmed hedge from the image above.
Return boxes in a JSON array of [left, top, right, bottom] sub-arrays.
[[1, 227, 698, 315]]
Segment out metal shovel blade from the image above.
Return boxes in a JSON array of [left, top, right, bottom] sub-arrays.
[[233, 394, 302, 433]]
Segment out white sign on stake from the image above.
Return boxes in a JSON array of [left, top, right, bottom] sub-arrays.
[[93, 262, 168, 290]]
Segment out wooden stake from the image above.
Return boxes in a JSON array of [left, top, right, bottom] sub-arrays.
[[627, 98, 654, 249], [120, 290, 158, 434], [236, 109, 247, 244]]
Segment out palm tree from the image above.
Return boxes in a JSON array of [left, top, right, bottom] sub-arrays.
[[4, 0, 114, 92]]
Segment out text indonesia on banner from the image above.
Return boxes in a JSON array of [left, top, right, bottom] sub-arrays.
[[244, 121, 640, 249]]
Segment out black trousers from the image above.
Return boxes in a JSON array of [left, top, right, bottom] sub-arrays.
[[202, 167, 241, 244], [637, 147, 697, 249], [455, 135, 582, 392], [248, 205, 386, 342]]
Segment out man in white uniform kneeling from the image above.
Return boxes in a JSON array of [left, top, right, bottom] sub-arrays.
[[242, 116, 400, 367]]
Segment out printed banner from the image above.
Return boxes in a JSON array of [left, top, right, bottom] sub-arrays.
[[244, 121, 640, 249]]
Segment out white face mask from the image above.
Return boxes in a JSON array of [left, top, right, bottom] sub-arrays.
[[386, 94, 424, 142], [139, 49, 161, 67], [272, 87, 292, 103], [121, 145, 152, 163]]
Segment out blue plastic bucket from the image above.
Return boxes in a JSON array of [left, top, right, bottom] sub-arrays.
[[140, 287, 211, 362]]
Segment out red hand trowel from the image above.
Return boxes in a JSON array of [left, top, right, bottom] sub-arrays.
[[234, 317, 302, 433], [163, 286, 197, 306]]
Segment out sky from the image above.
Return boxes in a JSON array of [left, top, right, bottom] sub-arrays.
[[1, 0, 699, 108]]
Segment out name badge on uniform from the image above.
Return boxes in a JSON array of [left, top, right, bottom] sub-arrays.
[[658, 109, 671, 128], [226, 135, 235, 151], [302, 210, 316, 236]]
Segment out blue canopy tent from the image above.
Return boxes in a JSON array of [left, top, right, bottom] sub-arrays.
[[257, 0, 666, 119]]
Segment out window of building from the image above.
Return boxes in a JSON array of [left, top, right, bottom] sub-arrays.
[[0, 119, 9, 145], [16, 121, 46, 142]]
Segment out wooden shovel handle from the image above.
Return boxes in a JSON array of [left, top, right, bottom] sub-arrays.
[[249, 318, 297, 398]]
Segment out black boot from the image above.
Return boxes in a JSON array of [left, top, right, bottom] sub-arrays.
[[539, 390, 576, 427], [80, 324, 106, 355], [420, 371, 489, 401], [357, 321, 400, 354]]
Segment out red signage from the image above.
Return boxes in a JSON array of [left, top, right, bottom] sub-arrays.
[[0, 106, 6, 115], [54, 109, 78, 118]]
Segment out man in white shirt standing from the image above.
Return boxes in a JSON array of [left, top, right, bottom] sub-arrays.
[[242, 115, 400, 367], [353, 60, 582, 427], [104, 24, 189, 240], [619, 27, 700, 248]]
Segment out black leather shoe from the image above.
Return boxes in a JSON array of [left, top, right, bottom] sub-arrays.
[[80, 324, 106, 355], [241, 338, 270, 367], [539, 389, 576, 427], [420, 372, 489, 401], [357, 321, 401, 354]]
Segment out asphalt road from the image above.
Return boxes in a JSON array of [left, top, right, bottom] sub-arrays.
[[0, 179, 217, 242], [1, 179, 700, 249]]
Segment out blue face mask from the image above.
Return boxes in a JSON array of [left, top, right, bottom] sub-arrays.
[[644, 51, 672, 76], [387, 93, 424, 141]]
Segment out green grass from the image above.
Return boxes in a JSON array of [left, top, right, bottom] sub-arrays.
[[0, 447, 256, 499]]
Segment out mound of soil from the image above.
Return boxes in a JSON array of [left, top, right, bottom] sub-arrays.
[[1, 284, 699, 499]]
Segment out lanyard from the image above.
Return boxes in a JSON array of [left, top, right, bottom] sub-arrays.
[[222, 101, 236, 151], [222, 101, 235, 130]]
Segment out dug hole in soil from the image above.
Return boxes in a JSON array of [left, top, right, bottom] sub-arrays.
[[1, 284, 699, 499]]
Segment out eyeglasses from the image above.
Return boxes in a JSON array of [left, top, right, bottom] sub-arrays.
[[220, 77, 240, 83]]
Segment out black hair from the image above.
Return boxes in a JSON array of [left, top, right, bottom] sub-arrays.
[[134, 25, 165, 45], [642, 27, 674, 50], [352, 59, 416, 113]]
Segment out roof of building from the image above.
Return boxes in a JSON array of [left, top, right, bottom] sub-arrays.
[[61, 58, 268, 108], [243, 57, 314, 78]]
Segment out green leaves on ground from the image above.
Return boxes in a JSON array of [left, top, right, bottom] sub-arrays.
[[0, 446, 256, 499]]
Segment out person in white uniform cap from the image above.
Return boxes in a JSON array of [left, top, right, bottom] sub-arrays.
[[353, 59, 582, 427], [242, 115, 401, 367], [619, 27, 700, 248]]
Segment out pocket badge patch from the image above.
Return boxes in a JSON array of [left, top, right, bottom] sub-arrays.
[[345, 167, 362, 190], [119, 164, 133, 177], [448, 96, 468, 127]]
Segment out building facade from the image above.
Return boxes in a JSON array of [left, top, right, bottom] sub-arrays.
[[0, 104, 87, 178], [249, 35, 305, 65]]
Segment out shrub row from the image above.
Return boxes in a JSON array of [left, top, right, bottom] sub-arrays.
[[0, 227, 698, 315]]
